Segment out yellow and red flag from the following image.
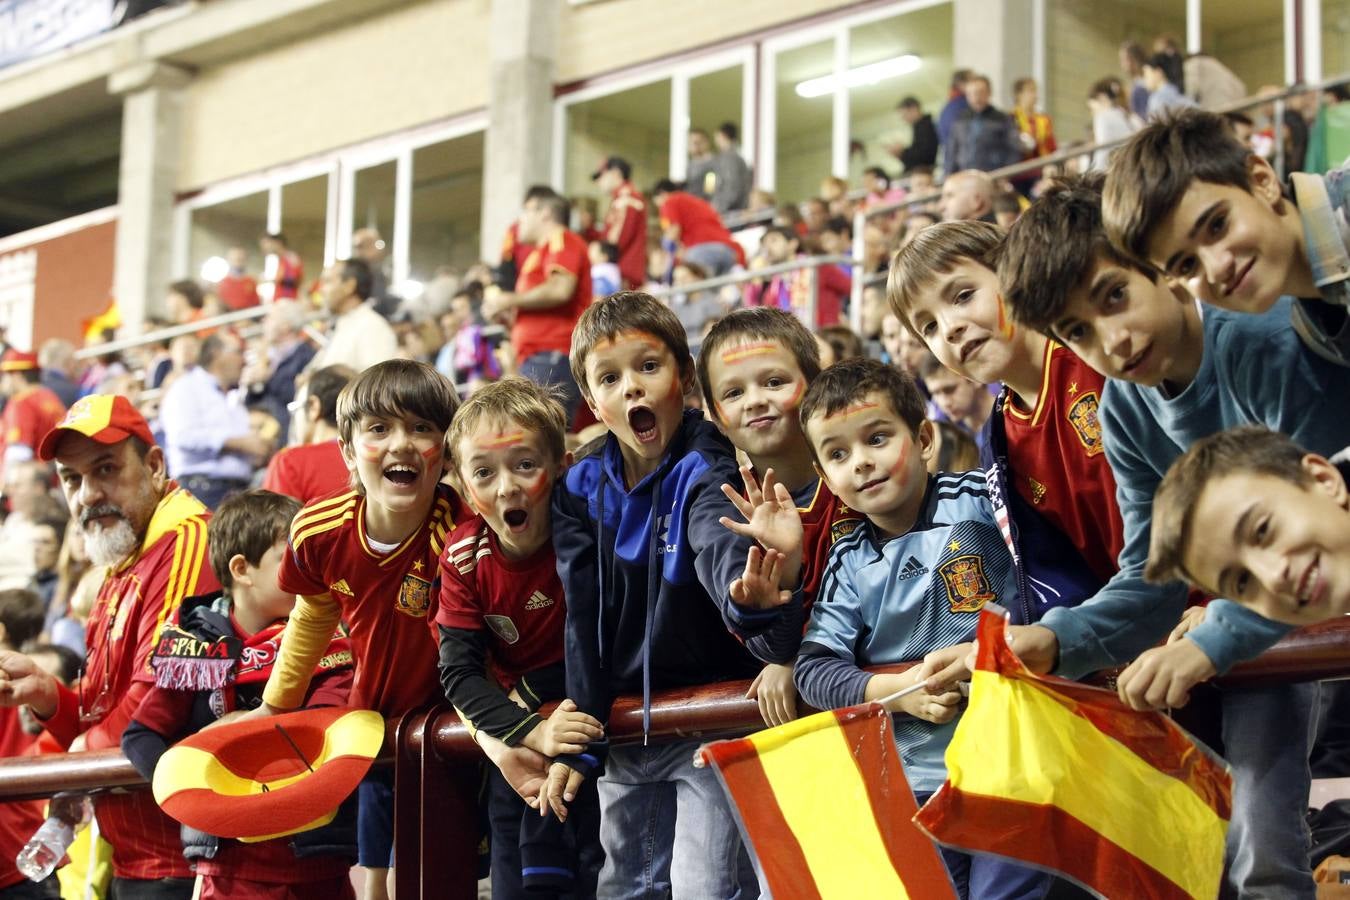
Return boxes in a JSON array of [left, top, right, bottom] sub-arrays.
[[915, 606, 1232, 900], [699, 704, 955, 899]]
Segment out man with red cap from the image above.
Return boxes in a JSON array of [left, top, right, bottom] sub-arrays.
[[593, 157, 648, 290], [0, 395, 218, 899], [0, 349, 65, 477]]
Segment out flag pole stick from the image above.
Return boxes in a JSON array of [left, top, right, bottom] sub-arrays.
[[874, 681, 928, 707]]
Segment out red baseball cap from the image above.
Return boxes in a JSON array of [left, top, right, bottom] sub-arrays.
[[37, 394, 156, 461], [0, 349, 37, 372]]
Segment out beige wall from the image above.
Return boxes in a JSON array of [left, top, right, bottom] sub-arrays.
[[1044, 0, 1185, 144], [179, 0, 491, 190], [1327, 0, 1350, 80], [1211, 19, 1282, 97], [557, 0, 851, 84]]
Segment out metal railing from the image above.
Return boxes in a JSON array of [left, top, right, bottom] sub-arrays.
[[646, 253, 854, 330], [847, 71, 1350, 333], [0, 618, 1347, 898]]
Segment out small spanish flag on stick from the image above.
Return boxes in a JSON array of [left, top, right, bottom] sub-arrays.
[[915, 605, 1232, 900], [698, 703, 955, 899]]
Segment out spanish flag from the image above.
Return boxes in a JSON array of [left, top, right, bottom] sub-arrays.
[[915, 606, 1232, 900], [699, 705, 955, 899]]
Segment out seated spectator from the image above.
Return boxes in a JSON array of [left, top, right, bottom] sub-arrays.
[[927, 419, 981, 474], [821, 324, 864, 362], [859, 284, 887, 358], [801, 197, 830, 235], [817, 217, 853, 258], [0, 587, 50, 896], [860, 167, 906, 213], [993, 190, 1023, 228], [307, 258, 399, 373], [77, 328, 127, 396], [1143, 52, 1196, 119], [669, 261, 726, 357], [747, 188, 776, 213], [899, 209, 939, 248], [744, 225, 849, 327], [435, 288, 502, 392], [589, 240, 622, 299], [1225, 111, 1257, 149], [906, 165, 937, 195], [686, 128, 718, 202], [0, 352, 66, 473], [939, 170, 996, 222], [920, 355, 995, 452], [47, 525, 93, 655], [652, 178, 747, 277], [711, 123, 753, 214], [216, 246, 260, 311], [37, 339, 80, 408], [259, 232, 303, 301], [160, 332, 273, 510], [165, 280, 207, 327], [31, 514, 63, 621], [945, 74, 1023, 173], [573, 196, 603, 243], [820, 176, 852, 217], [1087, 77, 1141, 171], [244, 300, 316, 439]]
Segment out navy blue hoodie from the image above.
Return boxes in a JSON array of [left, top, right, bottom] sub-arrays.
[[553, 410, 802, 775]]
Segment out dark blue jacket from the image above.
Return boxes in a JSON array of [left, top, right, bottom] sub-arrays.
[[979, 391, 1107, 624], [553, 411, 801, 775]]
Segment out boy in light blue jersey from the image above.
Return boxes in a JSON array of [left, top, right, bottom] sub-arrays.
[[792, 358, 1049, 900]]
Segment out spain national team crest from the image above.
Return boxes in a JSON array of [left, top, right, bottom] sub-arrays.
[[830, 517, 863, 544], [1066, 391, 1104, 457], [396, 574, 432, 618], [939, 555, 996, 613]]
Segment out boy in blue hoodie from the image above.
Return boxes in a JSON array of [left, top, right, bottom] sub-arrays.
[[545, 291, 801, 898], [989, 173, 1350, 900]]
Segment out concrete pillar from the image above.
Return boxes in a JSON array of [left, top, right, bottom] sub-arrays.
[[953, 0, 1036, 109], [480, 0, 558, 262], [109, 61, 190, 336]]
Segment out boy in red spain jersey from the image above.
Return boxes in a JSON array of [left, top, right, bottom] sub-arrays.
[[437, 377, 603, 899], [252, 359, 469, 892], [889, 221, 1125, 652], [697, 307, 865, 727]]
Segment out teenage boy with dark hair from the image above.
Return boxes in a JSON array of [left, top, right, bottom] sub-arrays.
[[1145, 424, 1350, 628], [889, 220, 1124, 633], [122, 490, 358, 900], [698, 307, 865, 726], [262, 364, 355, 503], [793, 358, 1048, 899], [1102, 107, 1350, 364], [994, 172, 1350, 899], [545, 292, 800, 896]]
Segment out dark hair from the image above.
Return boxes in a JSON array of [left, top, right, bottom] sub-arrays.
[[799, 358, 927, 450], [888, 220, 1003, 333], [897, 95, 921, 110], [1145, 52, 1171, 74], [595, 241, 620, 263], [523, 184, 556, 204], [993, 191, 1022, 216], [950, 69, 972, 91], [337, 257, 374, 300], [34, 514, 67, 546], [1012, 77, 1036, 96], [535, 193, 570, 226], [933, 420, 980, 471], [762, 225, 800, 247], [1224, 111, 1255, 129], [197, 332, 238, 370], [1088, 77, 1123, 102], [308, 364, 356, 428], [0, 589, 43, 649], [651, 178, 680, 197], [208, 490, 302, 592], [1001, 173, 1156, 334], [570, 291, 692, 400], [23, 643, 82, 685], [863, 166, 889, 184], [1146, 425, 1313, 586], [907, 164, 935, 180], [821, 324, 864, 362], [262, 231, 289, 247], [690, 127, 711, 141], [697, 307, 821, 412], [337, 359, 460, 449], [1120, 40, 1147, 68], [169, 280, 205, 310], [822, 216, 853, 238], [718, 122, 739, 142], [1101, 108, 1253, 266]]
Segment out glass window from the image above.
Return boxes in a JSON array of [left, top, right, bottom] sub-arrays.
[[687, 66, 746, 199], [848, 5, 953, 182], [410, 131, 485, 281], [188, 190, 267, 291], [564, 79, 672, 198], [352, 160, 398, 252], [774, 39, 835, 203], [280, 175, 329, 300], [1204, 0, 1283, 95]]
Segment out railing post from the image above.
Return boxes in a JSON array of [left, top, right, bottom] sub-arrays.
[[804, 264, 819, 331], [850, 207, 867, 334]]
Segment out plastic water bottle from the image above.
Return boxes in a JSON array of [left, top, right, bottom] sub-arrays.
[[16, 794, 90, 882]]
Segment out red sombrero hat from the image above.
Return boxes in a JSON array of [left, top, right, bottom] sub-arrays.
[[152, 707, 383, 842]]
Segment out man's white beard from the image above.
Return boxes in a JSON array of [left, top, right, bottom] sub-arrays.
[[84, 518, 139, 567]]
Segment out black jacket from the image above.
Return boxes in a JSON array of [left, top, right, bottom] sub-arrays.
[[900, 114, 939, 171]]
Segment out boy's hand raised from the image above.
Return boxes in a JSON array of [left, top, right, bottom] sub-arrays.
[[521, 699, 604, 757], [729, 546, 793, 610], [1116, 639, 1217, 711], [720, 466, 804, 589], [543, 762, 586, 822], [747, 662, 799, 727]]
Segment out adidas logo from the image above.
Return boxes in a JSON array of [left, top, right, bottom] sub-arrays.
[[898, 556, 928, 580], [524, 591, 553, 611], [329, 579, 354, 596]]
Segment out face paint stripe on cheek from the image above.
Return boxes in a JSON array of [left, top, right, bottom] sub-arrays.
[[358, 442, 383, 461], [996, 294, 1015, 340]]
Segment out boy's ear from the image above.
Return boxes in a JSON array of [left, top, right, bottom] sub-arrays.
[[1246, 155, 1285, 209], [1304, 454, 1350, 509], [228, 553, 252, 586], [915, 418, 937, 464], [337, 440, 357, 475]]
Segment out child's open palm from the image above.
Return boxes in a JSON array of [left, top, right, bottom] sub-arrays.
[[720, 466, 804, 583]]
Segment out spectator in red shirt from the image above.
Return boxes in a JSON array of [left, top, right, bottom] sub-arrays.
[[593, 157, 648, 290], [743, 226, 850, 327], [482, 191, 592, 424], [262, 364, 355, 503], [165, 280, 207, 327], [651, 179, 746, 277], [0, 589, 53, 898], [496, 186, 554, 291], [215, 246, 260, 311], [259, 233, 303, 302], [0, 395, 219, 899], [0, 350, 66, 476]]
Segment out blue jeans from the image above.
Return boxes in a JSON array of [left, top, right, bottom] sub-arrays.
[[913, 792, 1051, 900], [596, 740, 754, 899], [520, 351, 582, 425], [1220, 682, 1318, 899], [683, 242, 738, 277]]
